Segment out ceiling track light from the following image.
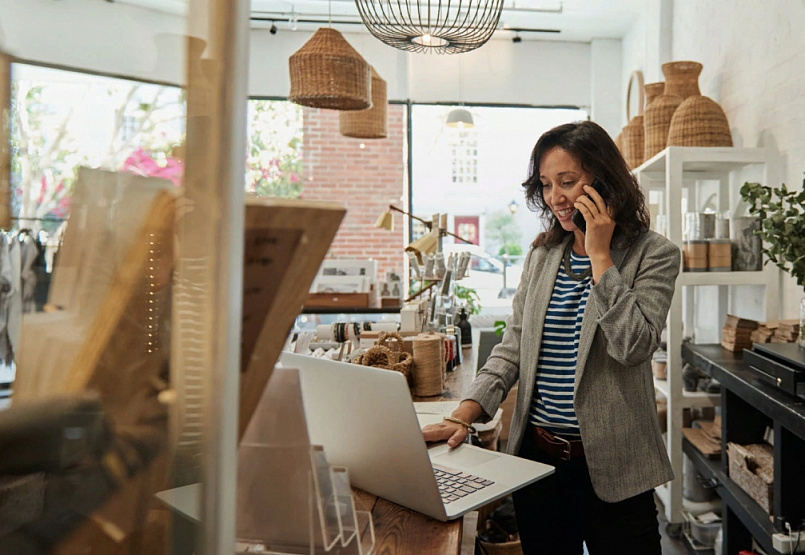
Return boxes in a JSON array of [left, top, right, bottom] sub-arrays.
[[250, 15, 561, 36]]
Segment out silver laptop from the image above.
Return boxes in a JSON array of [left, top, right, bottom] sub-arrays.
[[280, 352, 554, 522]]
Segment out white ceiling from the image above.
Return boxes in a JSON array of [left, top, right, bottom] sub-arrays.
[[117, 0, 646, 43], [250, 0, 645, 41]]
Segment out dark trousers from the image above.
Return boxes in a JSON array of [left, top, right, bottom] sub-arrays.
[[512, 426, 662, 555]]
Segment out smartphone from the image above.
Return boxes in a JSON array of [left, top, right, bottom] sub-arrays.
[[571, 178, 607, 234]]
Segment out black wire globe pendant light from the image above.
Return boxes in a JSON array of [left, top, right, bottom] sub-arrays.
[[355, 0, 505, 54]]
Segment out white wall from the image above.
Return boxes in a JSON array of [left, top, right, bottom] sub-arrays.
[[0, 0, 188, 84], [590, 39, 622, 137], [619, 0, 673, 127], [253, 29, 593, 109], [672, 0, 805, 319]]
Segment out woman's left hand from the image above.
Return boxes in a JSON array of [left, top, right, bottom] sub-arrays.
[[574, 184, 616, 258]]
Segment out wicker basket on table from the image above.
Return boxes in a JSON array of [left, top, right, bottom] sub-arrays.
[[352, 332, 413, 386]]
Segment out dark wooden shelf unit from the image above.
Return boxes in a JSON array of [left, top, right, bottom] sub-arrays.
[[681, 343, 805, 555]]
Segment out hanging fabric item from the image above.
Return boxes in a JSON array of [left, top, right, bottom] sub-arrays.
[[0, 237, 14, 365], [7, 236, 21, 364], [18, 231, 38, 314]]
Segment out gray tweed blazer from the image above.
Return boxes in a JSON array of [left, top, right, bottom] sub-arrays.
[[465, 230, 680, 503]]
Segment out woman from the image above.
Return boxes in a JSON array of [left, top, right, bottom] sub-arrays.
[[423, 121, 679, 554]]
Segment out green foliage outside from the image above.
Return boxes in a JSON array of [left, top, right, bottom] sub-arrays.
[[11, 75, 185, 232], [454, 284, 481, 316], [246, 100, 303, 198], [498, 244, 523, 257], [486, 211, 522, 256], [741, 179, 805, 288]]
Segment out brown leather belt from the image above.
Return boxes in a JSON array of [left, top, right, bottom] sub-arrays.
[[532, 425, 585, 461]]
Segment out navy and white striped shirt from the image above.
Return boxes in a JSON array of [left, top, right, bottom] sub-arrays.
[[529, 250, 592, 438]]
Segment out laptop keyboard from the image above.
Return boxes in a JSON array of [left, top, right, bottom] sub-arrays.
[[433, 464, 495, 504]]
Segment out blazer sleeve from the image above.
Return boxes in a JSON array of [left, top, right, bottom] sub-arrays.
[[587, 234, 681, 366], [462, 246, 536, 422]]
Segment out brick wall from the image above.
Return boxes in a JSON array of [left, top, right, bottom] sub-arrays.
[[302, 104, 407, 282]]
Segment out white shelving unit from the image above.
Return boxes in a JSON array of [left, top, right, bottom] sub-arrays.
[[633, 147, 780, 526]]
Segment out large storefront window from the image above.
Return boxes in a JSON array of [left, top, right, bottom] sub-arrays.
[[410, 104, 588, 314], [246, 99, 303, 198], [11, 63, 185, 230]]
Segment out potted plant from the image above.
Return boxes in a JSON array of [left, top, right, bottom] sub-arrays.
[[740, 179, 805, 346]]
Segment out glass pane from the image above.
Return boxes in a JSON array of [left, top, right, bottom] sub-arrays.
[[1, 0, 247, 552], [411, 104, 588, 315]]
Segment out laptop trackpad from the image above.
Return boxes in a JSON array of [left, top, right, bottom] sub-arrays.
[[432, 446, 498, 468]]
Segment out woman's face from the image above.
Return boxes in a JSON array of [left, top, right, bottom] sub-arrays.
[[538, 146, 595, 232]]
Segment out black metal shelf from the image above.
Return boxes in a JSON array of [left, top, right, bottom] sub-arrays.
[[682, 437, 778, 555], [681, 343, 805, 442]]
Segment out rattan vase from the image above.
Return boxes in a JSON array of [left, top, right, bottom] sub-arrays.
[[663, 61, 702, 99], [668, 95, 733, 147], [621, 71, 645, 169], [622, 116, 645, 169], [642, 81, 670, 161], [339, 66, 387, 138], [643, 63, 696, 161], [289, 27, 372, 110]]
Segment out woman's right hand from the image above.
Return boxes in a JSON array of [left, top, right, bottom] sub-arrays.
[[422, 420, 469, 449], [421, 400, 483, 449]]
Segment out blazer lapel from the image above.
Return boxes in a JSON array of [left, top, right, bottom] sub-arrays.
[[574, 241, 630, 389], [518, 238, 567, 406]]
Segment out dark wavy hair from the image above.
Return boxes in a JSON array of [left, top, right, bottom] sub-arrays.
[[523, 121, 650, 249]]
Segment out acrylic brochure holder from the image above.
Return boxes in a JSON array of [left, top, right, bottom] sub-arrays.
[[236, 366, 374, 555]]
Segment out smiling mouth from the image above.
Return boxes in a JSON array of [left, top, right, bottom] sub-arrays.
[[555, 208, 573, 218]]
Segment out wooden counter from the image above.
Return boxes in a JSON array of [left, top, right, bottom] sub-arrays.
[[352, 488, 463, 555]]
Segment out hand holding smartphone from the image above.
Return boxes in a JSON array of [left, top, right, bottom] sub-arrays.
[[571, 178, 607, 234]]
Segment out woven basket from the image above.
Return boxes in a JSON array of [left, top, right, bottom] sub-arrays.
[[644, 82, 665, 106], [621, 71, 645, 169], [340, 66, 388, 138], [668, 95, 733, 147], [353, 331, 413, 385], [289, 27, 371, 110], [644, 81, 682, 160], [644, 95, 683, 158], [622, 115, 644, 169], [477, 539, 523, 555], [662, 61, 702, 100]]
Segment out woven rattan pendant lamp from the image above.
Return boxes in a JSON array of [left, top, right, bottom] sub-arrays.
[[289, 27, 372, 110], [355, 0, 505, 54], [340, 66, 388, 138]]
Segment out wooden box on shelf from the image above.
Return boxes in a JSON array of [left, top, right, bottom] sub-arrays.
[[727, 442, 774, 514], [380, 297, 401, 308], [304, 292, 371, 309]]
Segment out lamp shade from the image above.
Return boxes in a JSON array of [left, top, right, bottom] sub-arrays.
[[374, 209, 393, 230], [340, 66, 388, 138], [446, 108, 474, 128], [405, 232, 438, 265], [289, 28, 372, 111], [355, 0, 504, 54]]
